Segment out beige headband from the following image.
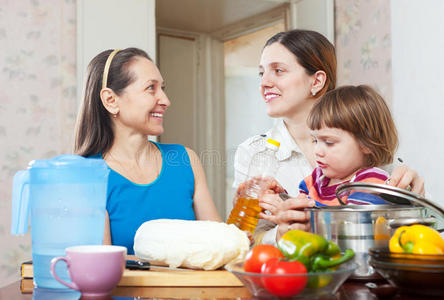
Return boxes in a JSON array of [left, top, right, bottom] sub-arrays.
[[102, 49, 121, 90]]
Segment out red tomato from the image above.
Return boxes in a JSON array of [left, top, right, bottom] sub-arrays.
[[261, 258, 308, 297], [243, 245, 284, 273]]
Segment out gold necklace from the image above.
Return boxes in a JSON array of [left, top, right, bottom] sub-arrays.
[[105, 142, 160, 184]]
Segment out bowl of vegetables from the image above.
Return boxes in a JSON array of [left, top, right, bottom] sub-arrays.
[[225, 230, 358, 299]]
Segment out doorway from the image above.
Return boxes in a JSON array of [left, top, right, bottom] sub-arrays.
[[156, 0, 334, 220], [156, 2, 288, 220], [224, 23, 285, 217]]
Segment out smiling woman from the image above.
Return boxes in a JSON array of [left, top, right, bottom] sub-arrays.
[[73, 48, 221, 254]]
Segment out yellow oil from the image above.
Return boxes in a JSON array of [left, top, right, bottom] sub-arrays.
[[227, 197, 262, 233]]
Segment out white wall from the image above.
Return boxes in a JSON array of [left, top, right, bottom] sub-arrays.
[[77, 0, 156, 101], [391, 0, 444, 206], [288, 0, 334, 43]]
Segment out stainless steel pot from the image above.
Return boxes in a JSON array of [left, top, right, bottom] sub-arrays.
[[307, 204, 426, 279], [307, 182, 444, 280]]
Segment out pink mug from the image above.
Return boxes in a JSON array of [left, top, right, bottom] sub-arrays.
[[50, 245, 127, 297]]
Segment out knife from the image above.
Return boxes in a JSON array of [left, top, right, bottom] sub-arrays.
[[126, 260, 193, 271]]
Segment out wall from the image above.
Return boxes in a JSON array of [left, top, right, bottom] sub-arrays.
[[335, 0, 392, 103], [0, 0, 77, 287], [391, 0, 444, 206], [77, 0, 156, 100]]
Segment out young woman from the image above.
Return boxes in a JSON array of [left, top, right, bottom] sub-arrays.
[[74, 48, 221, 254], [233, 30, 425, 245]]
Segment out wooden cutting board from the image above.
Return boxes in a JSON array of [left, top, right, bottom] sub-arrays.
[[123, 255, 243, 286], [21, 259, 244, 287], [120, 266, 243, 286]]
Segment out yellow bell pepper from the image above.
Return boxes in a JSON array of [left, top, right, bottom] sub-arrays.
[[389, 226, 407, 253], [389, 224, 444, 255]]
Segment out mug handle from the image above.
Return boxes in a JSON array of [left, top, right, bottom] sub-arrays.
[[50, 256, 79, 290]]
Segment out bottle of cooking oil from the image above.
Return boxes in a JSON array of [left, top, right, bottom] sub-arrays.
[[227, 138, 280, 233]]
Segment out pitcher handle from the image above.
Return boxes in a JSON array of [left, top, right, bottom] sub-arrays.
[[11, 170, 30, 235], [50, 256, 79, 291]]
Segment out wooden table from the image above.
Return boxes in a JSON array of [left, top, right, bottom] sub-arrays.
[[4, 256, 437, 299], [16, 257, 250, 298], [0, 279, 436, 299]]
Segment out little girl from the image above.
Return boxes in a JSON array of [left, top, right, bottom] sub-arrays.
[[299, 85, 398, 206]]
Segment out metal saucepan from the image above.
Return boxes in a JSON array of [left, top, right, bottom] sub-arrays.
[[307, 204, 427, 279], [306, 182, 444, 280]]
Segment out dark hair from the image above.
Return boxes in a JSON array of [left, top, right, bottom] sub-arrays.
[[265, 29, 336, 96], [307, 85, 398, 167], [74, 48, 151, 157]]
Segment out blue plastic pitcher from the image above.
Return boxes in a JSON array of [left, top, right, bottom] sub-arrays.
[[11, 154, 109, 289]]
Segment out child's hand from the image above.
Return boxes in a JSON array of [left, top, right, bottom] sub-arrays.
[[258, 192, 284, 217], [295, 193, 313, 204], [259, 193, 315, 241]]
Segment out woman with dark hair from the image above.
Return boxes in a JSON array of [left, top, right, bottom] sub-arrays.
[[233, 29, 425, 245], [74, 48, 221, 254]]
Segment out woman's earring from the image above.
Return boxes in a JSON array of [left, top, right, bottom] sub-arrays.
[[311, 89, 317, 96], [113, 112, 118, 118]]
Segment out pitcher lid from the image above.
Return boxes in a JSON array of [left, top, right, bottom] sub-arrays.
[[28, 154, 106, 169]]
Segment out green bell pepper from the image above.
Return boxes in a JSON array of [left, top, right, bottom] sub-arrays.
[[277, 230, 355, 272], [310, 249, 355, 272]]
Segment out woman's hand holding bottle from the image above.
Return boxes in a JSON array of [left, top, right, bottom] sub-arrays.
[[227, 139, 282, 233], [234, 176, 285, 202]]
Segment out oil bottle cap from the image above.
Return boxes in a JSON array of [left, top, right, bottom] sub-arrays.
[[267, 139, 280, 148]]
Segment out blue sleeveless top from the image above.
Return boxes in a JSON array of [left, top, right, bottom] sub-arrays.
[[92, 142, 196, 254]]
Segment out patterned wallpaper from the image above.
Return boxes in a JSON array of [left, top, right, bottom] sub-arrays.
[[335, 0, 392, 104], [0, 0, 393, 288], [0, 0, 77, 287]]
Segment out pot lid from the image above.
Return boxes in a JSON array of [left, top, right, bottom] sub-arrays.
[[335, 182, 444, 218]]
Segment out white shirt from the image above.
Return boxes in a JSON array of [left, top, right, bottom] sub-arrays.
[[233, 119, 314, 245]]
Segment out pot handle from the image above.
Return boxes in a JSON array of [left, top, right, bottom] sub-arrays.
[[387, 217, 437, 229]]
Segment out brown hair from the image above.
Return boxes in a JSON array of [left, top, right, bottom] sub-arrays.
[[264, 29, 337, 96], [307, 85, 398, 167], [74, 48, 151, 157]]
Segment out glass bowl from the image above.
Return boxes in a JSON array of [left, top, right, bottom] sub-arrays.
[[369, 248, 444, 297], [225, 260, 358, 299]]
